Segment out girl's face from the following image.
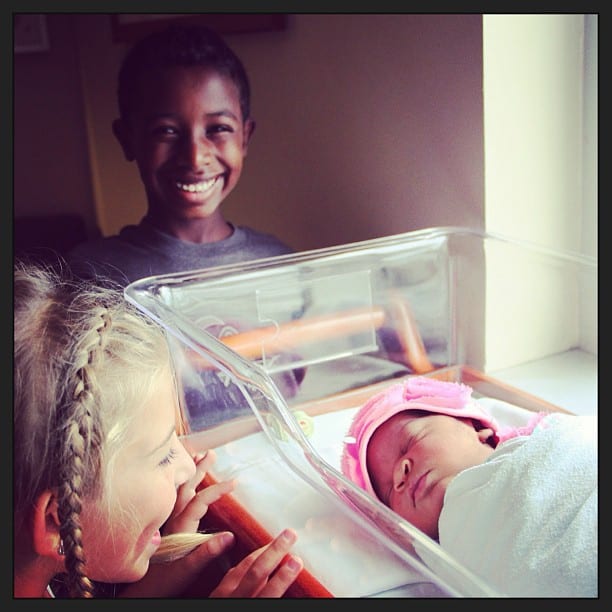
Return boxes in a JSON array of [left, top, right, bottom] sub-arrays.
[[117, 65, 254, 226], [80, 373, 196, 584], [366, 412, 494, 540]]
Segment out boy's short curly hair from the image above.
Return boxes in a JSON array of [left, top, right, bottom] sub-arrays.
[[117, 23, 251, 122]]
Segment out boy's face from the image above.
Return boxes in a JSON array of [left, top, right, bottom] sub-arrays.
[[367, 412, 494, 540], [114, 66, 254, 225]]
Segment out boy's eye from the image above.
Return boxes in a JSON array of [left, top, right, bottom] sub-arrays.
[[206, 123, 233, 136], [151, 125, 178, 138]]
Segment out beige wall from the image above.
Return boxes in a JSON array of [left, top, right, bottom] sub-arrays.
[[14, 13, 485, 253], [14, 14, 98, 238], [13, 13, 596, 381]]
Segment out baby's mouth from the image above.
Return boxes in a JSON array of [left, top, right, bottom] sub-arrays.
[[175, 176, 219, 194]]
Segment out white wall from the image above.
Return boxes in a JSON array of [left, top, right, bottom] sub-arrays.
[[482, 14, 597, 371]]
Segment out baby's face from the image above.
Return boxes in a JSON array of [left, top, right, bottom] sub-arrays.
[[367, 411, 494, 539]]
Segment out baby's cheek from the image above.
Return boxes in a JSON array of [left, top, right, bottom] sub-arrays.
[[390, 495, 413, 522]]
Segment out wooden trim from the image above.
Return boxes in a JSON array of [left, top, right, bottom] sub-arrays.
[[459, 365, 574, 415]]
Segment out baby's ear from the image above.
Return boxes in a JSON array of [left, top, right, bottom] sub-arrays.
[[112, 118, 136, 161], [32, 490, 64, 561], [477, 426, 496, 446]]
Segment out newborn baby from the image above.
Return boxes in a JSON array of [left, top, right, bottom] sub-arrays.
[[341, 376, 597, 597]]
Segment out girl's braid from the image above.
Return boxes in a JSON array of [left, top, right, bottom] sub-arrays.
[[57, 306, 110, 598]]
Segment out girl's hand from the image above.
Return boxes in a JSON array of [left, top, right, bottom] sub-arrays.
[[118, 530, 237, 597], [210, 529, 303, 598], [164, 449, 235, 535], [119, 529, 303, 598]]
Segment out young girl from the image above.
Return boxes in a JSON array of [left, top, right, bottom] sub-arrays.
[[13, 261, 303, 598], [341, 377, 597, 597]]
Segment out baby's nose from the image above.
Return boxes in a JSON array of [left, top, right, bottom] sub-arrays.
[[393, 458, 411, 491]]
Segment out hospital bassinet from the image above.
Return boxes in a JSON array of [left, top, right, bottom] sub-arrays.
[[125, 226, 597, 597]]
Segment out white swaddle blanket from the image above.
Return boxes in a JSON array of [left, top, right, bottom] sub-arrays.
[[432, 412, 597, 597]]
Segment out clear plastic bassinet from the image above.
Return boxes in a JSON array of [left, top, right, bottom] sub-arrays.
[[124, 226, 597, 597]]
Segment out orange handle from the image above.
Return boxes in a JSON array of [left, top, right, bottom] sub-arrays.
[[221, 306, 385, 358], [187, 299, 432, 375], [387, 292, 435, 374], [190, 306, 385, 366], [190, 474, 333, 598]]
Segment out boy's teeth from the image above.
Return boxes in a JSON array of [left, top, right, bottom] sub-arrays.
[[176, 178, 215, 193]]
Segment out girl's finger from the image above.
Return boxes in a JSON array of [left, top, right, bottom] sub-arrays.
[[193, 448, 217, 474], [255, 555, 304, 598], [195, 479, 236, 507], [165, 479, 235, 534], [210, 529, 300, 598], [173, 449, 219, 517]]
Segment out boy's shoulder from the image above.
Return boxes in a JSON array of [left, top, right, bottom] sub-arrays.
[[67, 222, 144, 257], [64, 222, 157, 285], [233, 225, 294, 257]]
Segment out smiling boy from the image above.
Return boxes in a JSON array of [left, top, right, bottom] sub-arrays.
[[67, 24, 292, 285]]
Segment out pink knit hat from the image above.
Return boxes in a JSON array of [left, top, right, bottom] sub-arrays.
[[340, 377, 501, 498]]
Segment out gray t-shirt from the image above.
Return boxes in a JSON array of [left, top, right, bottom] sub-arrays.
[[66, 217, 294, 286], [66, 217, 298, 428]]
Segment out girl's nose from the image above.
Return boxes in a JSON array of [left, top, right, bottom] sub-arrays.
[[393, 458, 411, 492], [176, 442, 197, 486]]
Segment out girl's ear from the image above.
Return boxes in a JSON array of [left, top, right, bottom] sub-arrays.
[[112, 118, 136, 161], [32, 490, 64, 561]]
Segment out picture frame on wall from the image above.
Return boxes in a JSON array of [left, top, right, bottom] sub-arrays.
[[14, 14, 50, 53]]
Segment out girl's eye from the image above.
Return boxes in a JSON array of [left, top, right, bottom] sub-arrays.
[[159, 447, 178, 467]]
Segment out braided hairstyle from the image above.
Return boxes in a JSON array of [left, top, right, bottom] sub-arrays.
[[14, 261, 179, 597]]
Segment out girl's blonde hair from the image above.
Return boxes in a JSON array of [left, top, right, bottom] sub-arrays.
[[151, 532, 215, 564], [14, 262, 212, 597]]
